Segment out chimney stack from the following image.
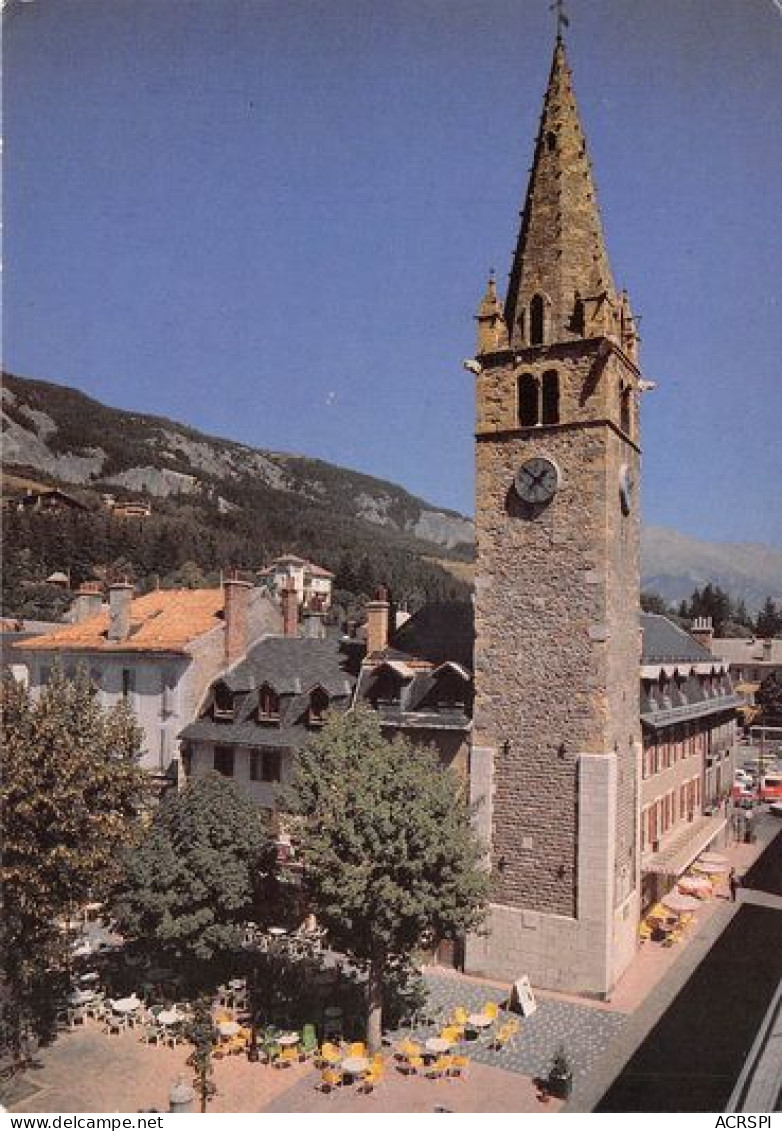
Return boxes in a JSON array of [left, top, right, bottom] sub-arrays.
[[224, 577, 251, 667], [762, 638, 773, 662], [108, 582, 134, 642], [690, 616, 714, 653], [366, 586, 390, 656], [302, 607, 326, 640], [72, 582, 103, 624], [281, 583, 299, 638]]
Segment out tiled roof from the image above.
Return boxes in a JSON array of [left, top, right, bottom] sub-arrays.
[[17, 589, 226, 654], [391, 602, 475, 671], [223, 635, 358, 695], [305, 563, 334, 578], [640, 613, 714, 664], [180, 634, 355, 751]]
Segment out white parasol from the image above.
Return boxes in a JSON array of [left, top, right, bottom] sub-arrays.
[[678, 875, 712, 895], [693, 859, 729, 874], [662, 891, 701, 913]]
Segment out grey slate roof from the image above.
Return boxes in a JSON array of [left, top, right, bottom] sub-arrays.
[[391, 602, 474, 671], [179, 634, 356, 751], [641, 613, 714, 664]]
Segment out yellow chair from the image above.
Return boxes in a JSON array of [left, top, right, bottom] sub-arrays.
[[426, 1054, 453, 1079], [401, 1053, 424, 1075], [360, 1058, 384, 1094], [439, 1025, 460, 1044], [482, 1001, 499, 1021], [348, 1041, 367, 1058], [490, 1023, 515, 1051], [318, 1067, 343, 1095], [318, 1042, 342, 1067], [397, 1037, 419, 1056], [449, 1053, 470, 1080], [639, 921, 653, 943], [275, 1046, 299, 1069]]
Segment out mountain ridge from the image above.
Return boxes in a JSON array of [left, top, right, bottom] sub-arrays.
[[3, 372, 780, 612]]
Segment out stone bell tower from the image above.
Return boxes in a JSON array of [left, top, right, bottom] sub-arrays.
[[465, 32, 643, 996]]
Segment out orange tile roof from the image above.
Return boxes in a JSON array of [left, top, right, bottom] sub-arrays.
[[17, 589, 225, 654]]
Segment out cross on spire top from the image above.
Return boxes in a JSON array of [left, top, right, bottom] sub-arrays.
[[549, 0, 570, 40]]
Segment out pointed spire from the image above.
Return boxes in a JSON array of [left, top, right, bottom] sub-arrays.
[[475, 270, 509, 354], [504, 36, 618, 349]]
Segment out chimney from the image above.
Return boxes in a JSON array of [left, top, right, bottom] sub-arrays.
[[223, 577, 251, 666], [72, 582, 103, 624], [281, 583, 299, 638], [108, 582, 134, 642], [690, 616, 714, 653], [302, 607, 326, 640], [762, 638, 773, 662], [366, 586, 390, 656]]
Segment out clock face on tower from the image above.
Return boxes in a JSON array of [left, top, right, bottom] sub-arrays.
[[514, 456, 561, 505]]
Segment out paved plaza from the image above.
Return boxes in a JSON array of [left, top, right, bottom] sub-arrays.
[[6, 821, 779, 1114], [417, 973, 625, 1084]]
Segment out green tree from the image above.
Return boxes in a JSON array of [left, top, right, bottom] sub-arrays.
[[641, 591, 670, 615], [756, 674, 782, 726], [756, 597, 782, 639], [185, 996, 218, 1112], [290, 707, 488, 1051], [686, 583, 733, 635], [0, 668, 146, 1060], [111, 773, 274, 974]]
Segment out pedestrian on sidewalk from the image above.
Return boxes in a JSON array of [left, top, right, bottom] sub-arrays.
[[729, 868, 740, 902]]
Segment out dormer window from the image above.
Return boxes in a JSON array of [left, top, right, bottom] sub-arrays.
[[258, 683, 281, 723], [308, 686, 329, 728], [213, 681, 233, 720], [368, 666, 403, 708]]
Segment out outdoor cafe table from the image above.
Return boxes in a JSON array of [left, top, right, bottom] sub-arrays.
[[268, 927, 288, 938], [679, 876, 712, 897], [78, 971, 100, 985], [277, 1032, 300, 1048], [467, 1013, 493, 1032], [228, 979, 245, 991], [69, 989, 96, 1006], [219, 1021, 240, 1038], [113, 997, 141, 1015], [693, 860, 729, 875], [341, 1056, 370, 1077], [157, 1010, 183, 1027], [425, 1037, 453, 1055]]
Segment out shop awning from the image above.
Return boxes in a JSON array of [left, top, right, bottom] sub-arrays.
[[643, 811, 728, 876]]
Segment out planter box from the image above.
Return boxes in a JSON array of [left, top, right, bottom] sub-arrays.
[[548, 1070, 573, 1100]]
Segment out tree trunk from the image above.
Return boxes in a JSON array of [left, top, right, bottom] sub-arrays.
[[367, 957, 384, 1053]]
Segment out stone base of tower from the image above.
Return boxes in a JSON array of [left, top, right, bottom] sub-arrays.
[[466, 748, 639, 997]]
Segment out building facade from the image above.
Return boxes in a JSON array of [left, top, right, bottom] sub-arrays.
[[639, 613, 741, 909], [466, 34, 644, 995], [15, 581, 281, 781], [256, 555, 334, 611]]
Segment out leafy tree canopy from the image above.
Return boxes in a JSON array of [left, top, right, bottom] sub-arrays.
[[290, 706, 488, 1048], [111, 772, 275, 970], [756, 673, 782, 726], [0, 667, 146, 1056]]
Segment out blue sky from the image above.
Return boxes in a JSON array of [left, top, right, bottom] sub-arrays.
[[4, 0, 782, 546]]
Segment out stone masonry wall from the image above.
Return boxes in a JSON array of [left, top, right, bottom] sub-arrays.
[[473, 342, 641, 921]]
